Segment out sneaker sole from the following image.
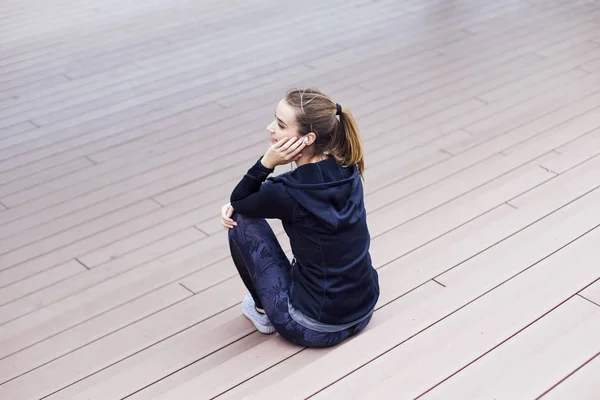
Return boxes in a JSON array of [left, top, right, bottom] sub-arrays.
[[242, 308, 276, 334]]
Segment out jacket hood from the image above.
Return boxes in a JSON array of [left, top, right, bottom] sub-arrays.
[[269, 157, 365, 230]]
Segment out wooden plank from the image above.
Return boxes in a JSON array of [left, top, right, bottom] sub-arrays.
[[0, 2, 326, 64], [150, 282, 445, 400], [437, 7, 599, 59], [0, 10, 592, 179], [0, 3, 398, 113], [0, 63, 139, 104], [391, 70, 600, 161], [354, 284, 600, 399], [0, 163, 259, 282], [51, 281, 444, 400], [446, 298, 600, 399], [0, 279, 244, 400], [0, 0, 391, 81], [358, 9, 600, 101], [540, 352, 600, 399], [581, 57, 600, 72], [356, 42, 587, 129], [0, 260, 85, 306], [508, 156, 600, 211], [0, 157, 94, 199], [320, 296, 599, 399], [540, 128, 600, 174], [0, 101, 261, 190], [306, 1, 554, 74], [477, 42, 598, 103], [368, 98, 600, 217], [0, 121, 35, 140], [0, 229, 207, 325], [0, 283, 191, 386], [48, 307, 258, 400], [78, 226, 205, 269], [0, 72, 70, 97], [463, 72, 600, 138], [0, 189, 209, 262], [0, 200, 160, 273], [0, 0, 281, 74], [219, 3, 600, 114], [414, 297, 599, 399], [442, 158, 600, 287], [0, 135, 263, 233], [0, 4, 440, 153], [536, 25, 600, 57]]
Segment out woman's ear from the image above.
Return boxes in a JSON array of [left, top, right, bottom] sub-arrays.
[[304, 132, 317, 145]]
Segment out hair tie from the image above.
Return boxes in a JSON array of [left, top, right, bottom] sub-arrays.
[[336, 103, 342, 116]]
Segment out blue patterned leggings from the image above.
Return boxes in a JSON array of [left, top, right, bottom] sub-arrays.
[[228, 213, 371, 348]]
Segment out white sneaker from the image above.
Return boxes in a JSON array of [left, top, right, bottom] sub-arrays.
[[242, 293, 276, 334]]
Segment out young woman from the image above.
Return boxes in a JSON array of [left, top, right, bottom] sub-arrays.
[[221, 88, 380, 348]]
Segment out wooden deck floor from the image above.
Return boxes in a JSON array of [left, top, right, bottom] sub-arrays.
[[1, 0, 600, 398]]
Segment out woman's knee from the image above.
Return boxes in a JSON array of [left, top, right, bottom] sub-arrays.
[[230, 213, 269, 229]]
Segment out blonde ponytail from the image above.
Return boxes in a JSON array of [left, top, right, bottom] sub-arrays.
[[332, 105, 364, 178]]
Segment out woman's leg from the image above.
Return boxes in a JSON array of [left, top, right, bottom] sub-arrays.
[[228, 213, 373, 348]]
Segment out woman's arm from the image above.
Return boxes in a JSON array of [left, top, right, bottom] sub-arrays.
[[229, 157, 294, 220], [230, 157, 274, 202]]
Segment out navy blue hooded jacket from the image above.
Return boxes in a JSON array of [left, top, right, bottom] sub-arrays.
[[230, 156, 380, 326]]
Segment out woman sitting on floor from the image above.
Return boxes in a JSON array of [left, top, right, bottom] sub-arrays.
[[221, 88, 380, 348]]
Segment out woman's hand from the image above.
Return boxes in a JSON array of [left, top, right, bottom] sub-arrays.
[[221, 203, 236, 230], [261, 137, 306, 169]]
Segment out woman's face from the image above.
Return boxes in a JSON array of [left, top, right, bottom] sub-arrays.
[[266, 99, 301, 145]]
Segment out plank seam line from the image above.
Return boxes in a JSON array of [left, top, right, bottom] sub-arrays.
[[178, 282, 196, 295], [474, 95, 489, 104], [577, 293, 600, 308], [414, 277, 600, 399], [432, 278, 446, 288], [210, 345, 306, 400], [193, 225, 209, 236], [74, 258, 90, 270], [539, 164, 559, 176], [370, 151, 554, 240], [123, 326, 256, 400], [438, 148, 455, 156], [535, 350, 600, 399], [148, 197, 165, 208]]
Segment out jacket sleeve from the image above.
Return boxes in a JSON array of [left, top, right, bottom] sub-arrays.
[[229, 158, 295, 220]]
